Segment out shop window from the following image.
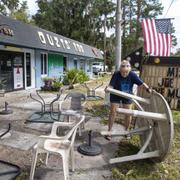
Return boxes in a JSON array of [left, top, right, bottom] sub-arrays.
[[14, 55, 23, 66], [41, 53, 47, 75]]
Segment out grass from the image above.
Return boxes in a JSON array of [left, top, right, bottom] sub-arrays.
[[110, 110, 180, 180], [172, 111, 180, 122]]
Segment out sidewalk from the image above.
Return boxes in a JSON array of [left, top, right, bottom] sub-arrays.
[[0, 85, 125, 180]]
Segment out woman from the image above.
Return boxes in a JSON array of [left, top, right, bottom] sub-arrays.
[[105, 60, 151, 140]]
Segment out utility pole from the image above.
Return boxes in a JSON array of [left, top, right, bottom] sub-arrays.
[[115, 0, 122, 70], [103, 14, 107, 72]]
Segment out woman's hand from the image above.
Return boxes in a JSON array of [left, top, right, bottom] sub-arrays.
[[146, 87, 152, 93]]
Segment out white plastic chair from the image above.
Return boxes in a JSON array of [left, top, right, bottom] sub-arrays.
[[30, 114, 85, 180]]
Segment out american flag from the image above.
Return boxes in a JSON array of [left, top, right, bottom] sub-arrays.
[[141, 18, 172, 56]]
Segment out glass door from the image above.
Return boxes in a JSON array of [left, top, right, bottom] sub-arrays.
[[24, 50, 35, 89], [0, 52, 13, 91]]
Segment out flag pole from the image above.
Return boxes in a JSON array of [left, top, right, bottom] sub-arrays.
[[161, 18, 175, 20]]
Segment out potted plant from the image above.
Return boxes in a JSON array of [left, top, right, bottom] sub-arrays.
[[41, 77, 54, 91]]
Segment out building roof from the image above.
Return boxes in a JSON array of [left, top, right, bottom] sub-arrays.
[[0, 15, 103, 59]]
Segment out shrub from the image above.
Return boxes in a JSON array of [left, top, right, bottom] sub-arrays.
[[51, 80, 63, 91], [63, 69, 89, 85], [77, 70, 89, 83], [63, 69, 78, 85]]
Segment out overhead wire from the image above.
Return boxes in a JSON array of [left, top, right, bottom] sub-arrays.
[[164, 0, 175, 18]]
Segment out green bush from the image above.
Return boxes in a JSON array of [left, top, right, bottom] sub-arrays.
[[77, 70, 89, 83], [51, 80, 63, 91], [63, 69, 89, 85]]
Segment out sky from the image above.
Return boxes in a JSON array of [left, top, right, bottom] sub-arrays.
[[23, 0, 180, 52], [158, 0, 180, 52]]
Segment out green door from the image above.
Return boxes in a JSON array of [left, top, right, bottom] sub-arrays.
[[48, 53, 63, 77]]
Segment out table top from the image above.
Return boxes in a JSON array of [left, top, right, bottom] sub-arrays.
[[136, 91, 174, 161]]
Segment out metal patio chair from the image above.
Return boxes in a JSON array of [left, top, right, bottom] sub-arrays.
[[83, 82, 103, 100], [59, 92, 86, 112], [58, 92, 86, 135]]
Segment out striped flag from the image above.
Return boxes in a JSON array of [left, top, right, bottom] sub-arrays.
[[141, 18, 172, 56]]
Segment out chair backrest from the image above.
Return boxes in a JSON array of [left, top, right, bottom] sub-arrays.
[[65, 92, 86, 110], [65, 115, 85, 146]]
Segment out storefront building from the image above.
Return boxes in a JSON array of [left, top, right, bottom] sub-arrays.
[[0, 15, 103, 91]]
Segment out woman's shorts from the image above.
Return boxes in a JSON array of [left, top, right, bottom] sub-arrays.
[[110, 94, 132, 104]]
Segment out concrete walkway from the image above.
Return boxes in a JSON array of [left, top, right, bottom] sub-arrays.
[[0, 86, 125, 180]]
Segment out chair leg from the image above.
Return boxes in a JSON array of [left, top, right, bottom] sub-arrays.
[[67, 115, 70, 122], [78, 127, 82, 136], [45, 152, 49, 165], [78, 121, 85, 136], [61, 151, 70, 180], [70, 148, 75, 172], [82, 121, 85, 129], [30, 150, 39, 180]]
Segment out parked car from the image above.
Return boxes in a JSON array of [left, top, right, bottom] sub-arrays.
[[92, 62, 108, 74]]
